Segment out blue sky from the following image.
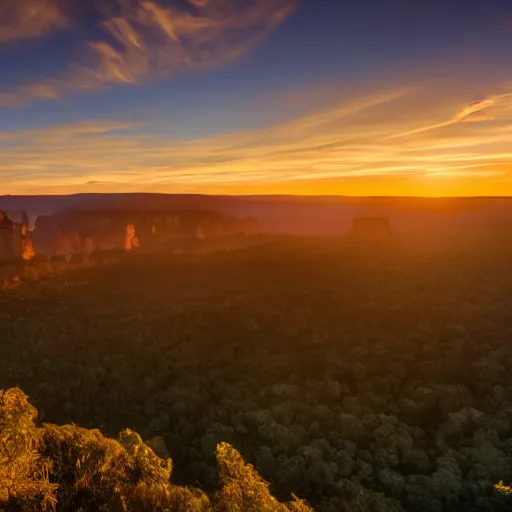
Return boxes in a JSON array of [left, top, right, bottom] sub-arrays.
[[1, 0, 512, 195]]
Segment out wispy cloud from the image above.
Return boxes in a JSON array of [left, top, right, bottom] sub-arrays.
[[2, 80, 512, 195], [0, 0, 68, 44], [1, 0, 297, 105], [390, 92, 512, 139], [0, 92, 26, 108], [0, 120, 137, 143]]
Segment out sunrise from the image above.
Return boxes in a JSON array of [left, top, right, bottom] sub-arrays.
[[2, 1, 512, 511], [1, 0, 511, 195]]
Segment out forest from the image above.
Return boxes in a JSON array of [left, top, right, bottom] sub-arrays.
[[1, 233, 512, 511]]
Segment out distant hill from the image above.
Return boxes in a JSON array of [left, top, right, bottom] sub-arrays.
[[1, 194, 512, 236]]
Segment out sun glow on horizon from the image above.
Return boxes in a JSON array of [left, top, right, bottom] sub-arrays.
[[1, 79, 512, 197], [1, 0, 512, 196]]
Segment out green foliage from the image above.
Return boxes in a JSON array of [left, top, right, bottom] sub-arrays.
[[0, 388, 313, 512], [215, 442, 312, 512], [0, 388, 57, 511], [2, 237, 512, 511], [328, 480, 404, 512], [40, 424, 177, 510]]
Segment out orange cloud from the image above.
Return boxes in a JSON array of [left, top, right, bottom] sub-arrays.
[[0, 0, 297, 105], [390, 92, 512, 139], [2, 79, 512, 196], [0, 0, 67, 44], [0, 120, 137, 143]]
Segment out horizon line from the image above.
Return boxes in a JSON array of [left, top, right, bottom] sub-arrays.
[[2, 193, 512, 200]]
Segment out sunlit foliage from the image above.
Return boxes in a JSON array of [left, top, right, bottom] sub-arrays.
[[0, 388, 313, 511], [0, 388, 57, 511]]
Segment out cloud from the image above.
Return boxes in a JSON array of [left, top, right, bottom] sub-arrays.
[[0, 92, 26, 108], [390, 92, 512, 139], [0, 0, 297, 105], [0, 0, 68, 44], [2, 79, 512, 195], [0, 120, 137, 143]]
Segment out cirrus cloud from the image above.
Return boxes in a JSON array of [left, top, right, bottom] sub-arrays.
[[1, 79, 512, 195], [0, 0, 298, 106], [0, 0, 68, 44]]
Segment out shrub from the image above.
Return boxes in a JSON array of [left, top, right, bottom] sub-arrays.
[[0, 388, 313, 512]]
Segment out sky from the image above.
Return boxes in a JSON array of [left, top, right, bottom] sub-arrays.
[[1, 0, 512, 196]]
